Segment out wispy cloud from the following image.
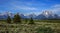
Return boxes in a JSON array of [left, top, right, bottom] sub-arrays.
[[47, 4, 60, 14], [14, 6, 38, 10], [0, 0, 60, 15], [52, 4, 60, 11], [52, 4, 60, 8], [7, 0, 40, 11]]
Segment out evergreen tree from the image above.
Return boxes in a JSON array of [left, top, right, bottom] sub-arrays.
[[25, 18, 28, 23], [25, 18, 28, 22], [13, 13, 21, 23], [7, 15, 11, 23], [29, 17, 34, 24]]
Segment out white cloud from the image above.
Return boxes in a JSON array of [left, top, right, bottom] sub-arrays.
[[46, 4, 60, 14], [11, 5, 38, 11], [52, 4, 60, 11], [19, 6, 38, 10], [52, 4, 60, 8]]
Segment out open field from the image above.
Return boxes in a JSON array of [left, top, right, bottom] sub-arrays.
[[0, 20, 60, 33], [20, 19, 60, 23]]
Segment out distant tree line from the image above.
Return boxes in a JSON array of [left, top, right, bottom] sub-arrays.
[[6, 13, 34, 24]]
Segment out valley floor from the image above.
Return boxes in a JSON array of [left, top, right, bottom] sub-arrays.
[[0, 21, 60, 33]]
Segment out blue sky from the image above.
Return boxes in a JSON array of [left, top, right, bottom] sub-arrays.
[[0, 0, 60, 15]]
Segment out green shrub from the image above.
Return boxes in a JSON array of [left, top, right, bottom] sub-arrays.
[[7, 15, 11, 23], [29, 17, 34, 24], [36, 27, 54, 33], [13, 13, 21, 23]]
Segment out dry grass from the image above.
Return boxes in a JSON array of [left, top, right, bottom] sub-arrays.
[[0, 20, 60, 33]]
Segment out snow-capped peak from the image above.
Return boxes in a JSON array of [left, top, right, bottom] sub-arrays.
[[41, 11, 54, 18], [42, 11, 52, 15]]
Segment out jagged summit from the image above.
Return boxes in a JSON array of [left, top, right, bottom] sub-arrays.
[[41, 11, 54, 18], [0, 11, 60, 20], [28, 13, 36, 17], [42, 11, 53, 15], [35, 11, 59, 19]]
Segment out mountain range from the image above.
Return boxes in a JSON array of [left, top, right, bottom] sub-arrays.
[[0, 11, 60, 20]]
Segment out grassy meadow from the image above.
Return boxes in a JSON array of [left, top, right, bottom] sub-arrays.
[[0, 20, 60, 33]]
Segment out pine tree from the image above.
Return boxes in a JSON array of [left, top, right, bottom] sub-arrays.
[[13, 13, 21, 23], [25, 18, 28, 23], [7, 15, 11, 23], [29, 17, 34, 24]]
